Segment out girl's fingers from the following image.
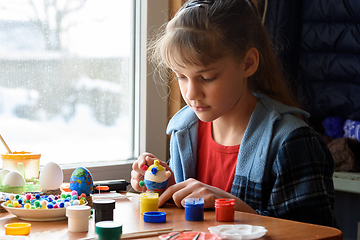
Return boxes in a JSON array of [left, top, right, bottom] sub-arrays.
[[159, 180, 191, 208], [136, 154, 156, 171], [159, 179, 219, 208], [130, 168, 147, 192]]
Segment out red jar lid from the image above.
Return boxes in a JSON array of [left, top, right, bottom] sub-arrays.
[[215, 198, 235, 207]]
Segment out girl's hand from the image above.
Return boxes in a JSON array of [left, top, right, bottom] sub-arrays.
[[131, 152, 156, 192], [130, 152, 175, 192], [158, 178, 257, 214]]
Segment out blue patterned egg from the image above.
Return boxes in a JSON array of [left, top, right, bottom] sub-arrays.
[[70, 167, 93, 196]]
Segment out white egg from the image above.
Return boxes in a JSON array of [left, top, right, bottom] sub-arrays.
[[2, 171, 25, 187], [39, 162, 63, 190], [0, 169, 10, 184]]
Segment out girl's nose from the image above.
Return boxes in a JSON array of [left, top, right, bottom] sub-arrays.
[[185, 79, 203, 101]]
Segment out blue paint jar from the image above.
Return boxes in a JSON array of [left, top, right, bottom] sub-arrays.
[[184, 198, 204, 221]]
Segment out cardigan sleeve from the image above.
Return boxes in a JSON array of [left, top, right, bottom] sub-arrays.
[[257, 127, 338, 228]]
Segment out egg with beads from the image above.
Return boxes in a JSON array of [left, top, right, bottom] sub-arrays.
[[69, 167, 93, 196], [144, 160, 171, 192]]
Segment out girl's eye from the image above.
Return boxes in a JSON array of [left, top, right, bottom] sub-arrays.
[[202, 76, 215, 82], [175, 75, 215, 82], [176, 76, 187, 80]]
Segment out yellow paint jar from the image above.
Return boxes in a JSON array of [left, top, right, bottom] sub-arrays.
[[140, 192, 158, 214]]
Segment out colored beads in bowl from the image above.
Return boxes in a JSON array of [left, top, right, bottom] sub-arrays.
[[3, 193, 87, 210]]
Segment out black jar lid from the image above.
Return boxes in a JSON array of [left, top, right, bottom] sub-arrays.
[[92, 199, 116, 210]]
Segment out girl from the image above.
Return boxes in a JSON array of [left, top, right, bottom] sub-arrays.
[[131, 0, 338, 228]]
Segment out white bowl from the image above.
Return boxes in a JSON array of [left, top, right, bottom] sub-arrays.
[[1, 202, 83, 221]]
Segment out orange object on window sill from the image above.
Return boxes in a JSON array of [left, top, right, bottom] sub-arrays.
[[61, 184, 71, 192]]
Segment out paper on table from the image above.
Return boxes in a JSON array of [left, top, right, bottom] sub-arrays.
[[91, 192, 131, 200]]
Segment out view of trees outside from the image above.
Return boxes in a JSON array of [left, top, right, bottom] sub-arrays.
[[0, 0, 133, 165]]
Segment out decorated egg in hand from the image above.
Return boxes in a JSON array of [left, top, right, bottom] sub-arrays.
[[144, 160, 171, 192], [70, 167, 93, 196]]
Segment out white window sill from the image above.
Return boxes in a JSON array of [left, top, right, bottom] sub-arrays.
[[334, 172, 360, 194]]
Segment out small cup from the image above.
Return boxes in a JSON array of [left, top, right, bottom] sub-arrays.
[[96, 221, 122, 240], [215, 198, 235, 222], [140, 192, 158, 214], [184, 198, 204, 221], [92, 199, 116, 223], [66, 205, 91, 232], [1, 151, 41, 179]]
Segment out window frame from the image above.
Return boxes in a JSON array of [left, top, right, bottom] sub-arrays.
[[61, 0, 169, 184]]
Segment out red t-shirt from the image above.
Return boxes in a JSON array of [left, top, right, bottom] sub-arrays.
[[196, 121, 239, 193]]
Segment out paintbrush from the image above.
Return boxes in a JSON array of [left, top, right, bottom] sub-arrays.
[[0, 134, 12, 154]]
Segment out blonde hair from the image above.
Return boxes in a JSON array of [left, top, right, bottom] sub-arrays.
[[149, 0, 300, 108]]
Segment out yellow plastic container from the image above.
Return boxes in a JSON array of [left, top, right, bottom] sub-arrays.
[[140, 192, 159, 214], [5, 222, 31, 235], [1, 151, 41, 179]]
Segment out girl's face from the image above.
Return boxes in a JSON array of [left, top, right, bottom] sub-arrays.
[[173, 55, 254, 123]]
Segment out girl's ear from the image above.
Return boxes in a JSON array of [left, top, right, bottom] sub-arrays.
[[243, 47, 259, 78]]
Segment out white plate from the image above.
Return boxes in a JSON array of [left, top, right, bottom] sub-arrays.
[[1, 202, 67, 221], [208, 224, 267, 239]]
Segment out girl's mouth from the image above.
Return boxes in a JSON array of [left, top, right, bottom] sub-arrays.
[[192, 105, 209, 112]]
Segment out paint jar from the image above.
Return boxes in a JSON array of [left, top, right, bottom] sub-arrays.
[[140, 192, 159, 214], [215, 198, 235, 222], [184, 198, 204, 221], [95, 221, 122, 240], [92, 199, 116, 223], [1, 152, 41, 179], [66, 205, 91, 232]]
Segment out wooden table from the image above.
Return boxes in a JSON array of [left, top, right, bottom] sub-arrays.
[[0, 193, 342, 240]]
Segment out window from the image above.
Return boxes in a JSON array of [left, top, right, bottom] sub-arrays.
[[0, 0, 169, 181]]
